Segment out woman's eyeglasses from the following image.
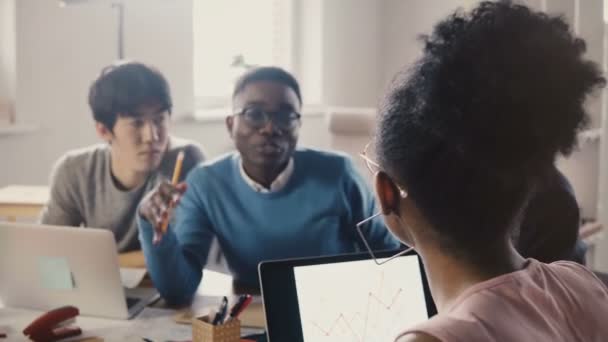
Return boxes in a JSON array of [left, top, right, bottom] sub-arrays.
[[356, 142, 413, 265]]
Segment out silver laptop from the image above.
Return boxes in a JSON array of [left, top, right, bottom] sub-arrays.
[[0, 222, 158, 319]]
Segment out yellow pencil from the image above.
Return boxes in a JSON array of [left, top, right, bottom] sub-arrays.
[[161, 150, 185, 233]]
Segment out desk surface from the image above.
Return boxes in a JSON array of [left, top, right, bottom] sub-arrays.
[[0, 185, 49, 205], [0, 270, 266, 341]]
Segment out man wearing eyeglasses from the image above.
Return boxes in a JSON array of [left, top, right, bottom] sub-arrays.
[[138, 67, 399, 305]]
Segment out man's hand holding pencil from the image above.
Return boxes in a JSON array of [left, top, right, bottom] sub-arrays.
[[139, 150, 186, 244]]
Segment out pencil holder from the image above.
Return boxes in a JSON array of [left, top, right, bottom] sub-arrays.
[[192, 315, 240, 342]]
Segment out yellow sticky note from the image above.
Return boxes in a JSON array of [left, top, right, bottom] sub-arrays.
[[39, 257, 75, 290]]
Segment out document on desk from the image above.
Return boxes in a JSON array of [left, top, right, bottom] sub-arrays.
[[119, 268, 147, 288], [134, 307, 193, 341]]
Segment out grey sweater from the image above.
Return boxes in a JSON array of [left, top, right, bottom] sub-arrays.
[[40, 137, 204, 252]]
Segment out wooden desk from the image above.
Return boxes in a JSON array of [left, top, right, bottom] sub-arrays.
[[118, 250, 146, 269], [0, 185, 49, 222], [0, 270, 265, 341]]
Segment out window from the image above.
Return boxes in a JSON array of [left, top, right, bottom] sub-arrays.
[[192, 0, 294, 113]]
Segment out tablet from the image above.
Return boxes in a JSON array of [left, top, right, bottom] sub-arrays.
[[259, 250, 436, 341]]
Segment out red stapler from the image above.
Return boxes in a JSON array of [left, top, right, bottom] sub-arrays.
[[23, 306, 82, 342]]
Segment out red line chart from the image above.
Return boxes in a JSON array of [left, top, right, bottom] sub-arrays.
[[308, 272, 404, 341]]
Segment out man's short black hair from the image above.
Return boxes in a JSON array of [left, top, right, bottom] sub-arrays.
[[232, 66, 302, 106], [376, 1, 605, 256], [88, 61, 172, 130]]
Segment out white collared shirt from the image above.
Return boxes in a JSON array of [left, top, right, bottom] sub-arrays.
[[239, 157, 294, 193]]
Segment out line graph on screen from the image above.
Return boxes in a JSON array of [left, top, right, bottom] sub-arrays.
[[294, 258, 427, 342]]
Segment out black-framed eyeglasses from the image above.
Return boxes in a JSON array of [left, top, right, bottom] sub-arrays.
[[234, 107, 301, 131], [357, 142, 412, 265]]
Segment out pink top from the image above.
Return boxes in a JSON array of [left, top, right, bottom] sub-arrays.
[[397, 259, 608, 342]]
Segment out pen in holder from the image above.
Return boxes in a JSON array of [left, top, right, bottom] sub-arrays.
[[192, 315, 240, 342]]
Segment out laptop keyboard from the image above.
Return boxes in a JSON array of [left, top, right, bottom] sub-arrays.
[[126, 296, 141, 309]]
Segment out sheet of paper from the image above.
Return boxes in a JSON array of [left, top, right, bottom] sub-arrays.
[[133, 307, 193, 341], [119, 268, 147, 289], [38, 257, 75, 290]]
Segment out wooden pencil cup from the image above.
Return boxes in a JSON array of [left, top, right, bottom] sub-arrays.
[[192, 315, 241, 342]]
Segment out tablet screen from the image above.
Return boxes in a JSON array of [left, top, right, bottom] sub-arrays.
[[293, 255, 427, 341]]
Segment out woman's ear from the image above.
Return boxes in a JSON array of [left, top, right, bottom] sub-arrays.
[[375, 171, 401, 215]]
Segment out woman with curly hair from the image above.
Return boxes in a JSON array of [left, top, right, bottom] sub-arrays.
[[364, 1, 608, 340]]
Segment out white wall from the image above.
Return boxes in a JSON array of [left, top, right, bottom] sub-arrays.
[[379, 0, 470, 94], [3, 0, 115, 185], [0, 0, 15, 106], [293, 0, 383, 108], [321, 0, 380, 107], [292, 0, 323, 106], [298, 0, 469, 107], [124, 0, 193, 116]]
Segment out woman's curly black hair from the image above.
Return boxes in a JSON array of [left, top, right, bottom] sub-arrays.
[[376, 1, 605, 254]]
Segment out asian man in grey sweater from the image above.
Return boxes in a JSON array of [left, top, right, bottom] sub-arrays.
[[40, 62, 204, 265]]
